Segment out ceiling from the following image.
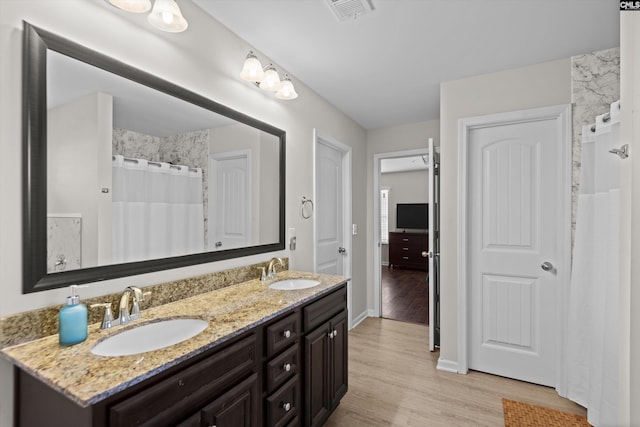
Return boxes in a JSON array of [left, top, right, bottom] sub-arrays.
[[192, 0, 619, 130]]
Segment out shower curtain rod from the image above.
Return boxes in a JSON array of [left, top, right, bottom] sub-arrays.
[[112, 155, 200, 172]]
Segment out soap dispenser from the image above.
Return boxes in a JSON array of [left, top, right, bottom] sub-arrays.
[[58, 285, 88, 346]]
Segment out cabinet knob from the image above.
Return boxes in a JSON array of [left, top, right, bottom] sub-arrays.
[[328, 331, 334, 339], [333, 329, 338, 338], [283, 329, 291, 338], [283, 363, 292, 372], [282, 402, 291, 412]]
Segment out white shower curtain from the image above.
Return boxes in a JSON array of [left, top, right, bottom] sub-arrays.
[[112, 155, 205, 264], [566, 100, 621, 426]]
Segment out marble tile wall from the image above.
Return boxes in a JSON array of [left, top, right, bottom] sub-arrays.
[[47, 215, 82, 273], [0, 258, 288, 348], [571, 47, 620, 243]]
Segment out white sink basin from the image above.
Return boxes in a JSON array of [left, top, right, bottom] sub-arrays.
[[91, 318, 208, 357], [269, 278, 321, 291]]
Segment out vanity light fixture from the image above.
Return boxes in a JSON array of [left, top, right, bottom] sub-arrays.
[[148, 0, 189, 32], [240, 51, 299, 100], [105, 0, 188, 33], [106, 0, 151, 13]]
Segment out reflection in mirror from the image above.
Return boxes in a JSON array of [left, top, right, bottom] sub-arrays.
[[23, 22, 285, 292]]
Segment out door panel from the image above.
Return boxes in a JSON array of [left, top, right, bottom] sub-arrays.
[[316, 142, 343, 275], [428, 138, 440, 350], [209, 152, 251, 251], [469, 117, 559, 387]]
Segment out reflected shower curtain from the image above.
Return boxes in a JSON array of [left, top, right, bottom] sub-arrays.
[[566, 101, 621, 426], [112, 155, 205, 264]]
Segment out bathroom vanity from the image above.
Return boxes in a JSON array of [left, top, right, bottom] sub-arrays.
[[3, 272, 348, 427]]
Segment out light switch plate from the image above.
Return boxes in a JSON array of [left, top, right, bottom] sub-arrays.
[[352, 224, 357, 235]]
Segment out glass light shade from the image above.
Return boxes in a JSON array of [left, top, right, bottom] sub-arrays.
[[259, 66, 281, 92], [148, 0, 188, 33], [105, 0, 151, 13], [275, 76, 298, 100], [240, 53, 265, 82]]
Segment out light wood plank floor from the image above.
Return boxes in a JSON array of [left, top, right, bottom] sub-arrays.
[[325, 318, 586, 427]]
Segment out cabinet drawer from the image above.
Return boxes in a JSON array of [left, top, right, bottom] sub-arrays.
[[109, 334, 257, 427], [266, 344, 299, 393], [266, 376, 300, 427], [303, 286, 347, 332], [266, 312, 300, 358]]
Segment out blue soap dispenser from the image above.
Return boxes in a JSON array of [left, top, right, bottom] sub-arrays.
[[59, 285, 88, 346]]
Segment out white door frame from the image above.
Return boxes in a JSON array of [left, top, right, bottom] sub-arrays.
[[373, 148, 429, 318], [313, 129, 353, 327], [457, 104, 571, 391]]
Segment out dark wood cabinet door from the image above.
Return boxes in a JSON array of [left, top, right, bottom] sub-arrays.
[[329, 311, 348, 408], [201, 373, 259, 427], [304, 322, 330, 427]]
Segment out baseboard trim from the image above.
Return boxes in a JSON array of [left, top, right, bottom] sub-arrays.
[[436, 358, 462, 374], [351, 310, 369, 329], [367, 309, 379, 318]]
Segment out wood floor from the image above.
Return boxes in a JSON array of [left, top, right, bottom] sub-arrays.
[[325, 318, 586, 427], [382, 267, 428, 325]]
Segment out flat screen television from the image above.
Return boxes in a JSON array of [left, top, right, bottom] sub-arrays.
[[396, 203, 428, 230]]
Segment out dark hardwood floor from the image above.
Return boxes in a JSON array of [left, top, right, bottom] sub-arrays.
[[381, 267, 428, 325]]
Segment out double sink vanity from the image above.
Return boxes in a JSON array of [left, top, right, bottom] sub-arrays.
[[10, 21, 349, 427], [2, 270, 349, 427]]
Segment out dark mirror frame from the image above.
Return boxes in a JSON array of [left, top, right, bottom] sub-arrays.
[[22, 22, 286, 293]]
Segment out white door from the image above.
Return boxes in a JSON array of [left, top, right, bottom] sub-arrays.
[[467, 111, 568, 387], [427, 138, 440, 351], [209, 151, 251, 251], [316, 141, 344, 275]]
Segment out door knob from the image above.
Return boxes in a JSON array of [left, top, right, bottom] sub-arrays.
[[214, 241, 222, 248], [338, 247, 346, 254], [541, 261, 554, 272]]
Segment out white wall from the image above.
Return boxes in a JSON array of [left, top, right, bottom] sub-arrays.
[[48, 92, 113, 267], [366, 120, 440, 309], [439, 59, 571, 367], [382, 170, 429, 233], [0, 2, 366, 425]]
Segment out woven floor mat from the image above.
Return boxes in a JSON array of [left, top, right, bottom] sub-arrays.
[[502, 398, 591, 427]]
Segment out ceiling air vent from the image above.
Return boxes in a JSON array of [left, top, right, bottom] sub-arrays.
[[325, 0, 374, 22]]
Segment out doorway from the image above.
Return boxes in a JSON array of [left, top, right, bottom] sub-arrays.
[[373, 149, 430, 325], [314, 129, 353, 327]]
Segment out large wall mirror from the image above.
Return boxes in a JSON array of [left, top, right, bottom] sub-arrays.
[[23, 22, 285, 293]]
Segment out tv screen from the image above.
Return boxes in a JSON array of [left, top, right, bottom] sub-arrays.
[[396, 203, 428, 230]]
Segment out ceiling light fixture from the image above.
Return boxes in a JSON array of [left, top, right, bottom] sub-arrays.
[[240, 51, 298, 100], [106, 0, 188, 33]]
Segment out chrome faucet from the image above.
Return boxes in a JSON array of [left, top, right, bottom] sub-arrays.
[[267, 257, 284, 280], [118, 286, 149, 325]]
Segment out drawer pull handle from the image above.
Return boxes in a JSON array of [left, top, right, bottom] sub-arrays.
[[283, 329, 291, 338], [283, 363, 292, 372], [402, 248, 409, 251], [402, 256, 409, 260], [282, 402, 292, 412]]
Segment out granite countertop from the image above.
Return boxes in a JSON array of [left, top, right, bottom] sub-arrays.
[[1, 270, 348, 408]]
